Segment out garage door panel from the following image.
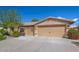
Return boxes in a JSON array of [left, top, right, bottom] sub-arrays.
[[38, 26, 65, 37]]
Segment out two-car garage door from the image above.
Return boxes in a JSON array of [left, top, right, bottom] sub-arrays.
[[38, 26, 65, 37]]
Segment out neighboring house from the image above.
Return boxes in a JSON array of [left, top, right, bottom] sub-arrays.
[[21, 17, 74, 37], [68, 27, 78, 30]]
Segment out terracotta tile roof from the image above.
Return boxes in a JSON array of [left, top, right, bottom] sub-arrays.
[[23, 17, 75, 26]]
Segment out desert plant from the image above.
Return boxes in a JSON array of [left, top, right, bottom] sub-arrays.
[[12, 31, 20, 37]]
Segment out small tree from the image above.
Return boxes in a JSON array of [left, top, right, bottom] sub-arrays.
[[32, 18, 39, 22]]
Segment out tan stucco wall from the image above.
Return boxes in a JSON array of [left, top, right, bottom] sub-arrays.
[[24, 26, 34, 36], [24, 19, 69, 37]]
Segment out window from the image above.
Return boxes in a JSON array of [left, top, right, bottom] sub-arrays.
[[20, 28, 24, 32]]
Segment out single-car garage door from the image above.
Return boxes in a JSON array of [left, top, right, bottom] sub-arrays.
[[38, 26, 65, 37]]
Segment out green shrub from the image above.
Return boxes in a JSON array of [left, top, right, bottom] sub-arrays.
[[0, 34, 6, 41], [0, 29, 7, 41], [12, 31, 20, 37], [0, 29, 7, 35], [68, 29, 79, 35], [68, 29, 79, 39]]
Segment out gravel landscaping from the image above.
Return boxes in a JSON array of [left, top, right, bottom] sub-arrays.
[[0, 36, 79, 52]]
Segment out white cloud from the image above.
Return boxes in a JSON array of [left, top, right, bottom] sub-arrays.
[[57, 16, 67, 19], [70, 25, 77, 28], [57, 16, 63, 19], [73, 18, 78, 21]]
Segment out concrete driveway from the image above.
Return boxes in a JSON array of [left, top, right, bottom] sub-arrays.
[[0, 36, 79, 52]]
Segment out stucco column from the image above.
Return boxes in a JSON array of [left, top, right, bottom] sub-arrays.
[[64, 24, 68, 37], [34, 25, 38, 37]]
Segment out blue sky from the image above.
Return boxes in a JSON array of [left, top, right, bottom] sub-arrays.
[[0, 6, 79, 26]]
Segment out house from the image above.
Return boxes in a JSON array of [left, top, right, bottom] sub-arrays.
[[20, 17, 74, 37], [68, 27, 78, 31]]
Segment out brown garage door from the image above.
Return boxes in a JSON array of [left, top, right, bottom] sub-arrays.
[[38, 26, 65, 37]]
